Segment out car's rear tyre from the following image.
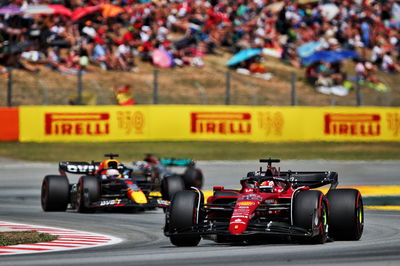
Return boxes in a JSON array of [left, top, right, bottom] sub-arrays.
[[41, 175, 70, 212], [76, 176, 100, 213], [161, 175, 185, 201], [169, 190, 202, 247], [327, 188, 364, 240], [293, 190, 328, 244], [182, 168, 203, 189]]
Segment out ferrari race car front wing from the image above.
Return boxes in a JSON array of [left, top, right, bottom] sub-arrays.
[[165, 221, 315, 238]]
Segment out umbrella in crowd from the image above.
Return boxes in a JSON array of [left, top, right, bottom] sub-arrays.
[[302, 50, 359, 65], [0, 5, 21, 15], [152, 49, 173, 68], [22, 5, 53, 15], [297, 41, 323, 58], [226, 48, 262, 67], [320, 3, 340, 20], [263, 47, 282, 58], [21, 5, 72, 16], [48, 5, 72, 16], [298, 0, 320, 4], [389, 18, 400, 28], [101, 4, 124, 18], [71, 5, 102, 21], [266, 1, 284, 13]]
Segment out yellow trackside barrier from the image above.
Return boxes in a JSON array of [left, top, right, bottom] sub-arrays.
[[19, 105, 400, 142]]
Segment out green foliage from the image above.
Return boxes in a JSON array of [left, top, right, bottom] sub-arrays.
[[0, 231, 58, 246], [0, 141, 399, 161]]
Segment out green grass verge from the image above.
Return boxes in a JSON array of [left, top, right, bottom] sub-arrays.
[[0, 231, 58, 246], [1, 141, 400, 161]]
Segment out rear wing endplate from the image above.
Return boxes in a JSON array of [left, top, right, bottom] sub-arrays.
[[160, 158, 194, 167], [282, 171, 338, 190], [59, 161, 99, 175]]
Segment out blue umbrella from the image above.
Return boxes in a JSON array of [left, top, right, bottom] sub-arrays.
[[226, 48, 262, 66], [303, 50, 358, 65], [297, 41, 323, 58]]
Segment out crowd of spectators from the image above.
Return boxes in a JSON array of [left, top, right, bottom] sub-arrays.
[[0, 0, 400, 92]]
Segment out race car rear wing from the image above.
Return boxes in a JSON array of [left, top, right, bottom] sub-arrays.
[[160, 158, 195, 167], [281, 171, 338, 190], [58, 161, 99, 175]]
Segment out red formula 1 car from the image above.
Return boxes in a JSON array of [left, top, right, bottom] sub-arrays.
[[164, 158, 364, 246]]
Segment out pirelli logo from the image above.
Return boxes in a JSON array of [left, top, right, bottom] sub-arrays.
[[45, 113, 110, 136], [191, 112, 251, 135], [324, 113, 380, 136]]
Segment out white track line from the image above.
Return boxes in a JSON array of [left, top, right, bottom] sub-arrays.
[[0, 221, 123, 255]]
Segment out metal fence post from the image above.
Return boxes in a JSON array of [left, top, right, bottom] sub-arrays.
[[153, 69, 158, 104], [77, 68, 83, 105], [291, 71, 297, 106], [7, 67, 12, 107], [355, 73, 363, 106], [225, 71, 231, 105]]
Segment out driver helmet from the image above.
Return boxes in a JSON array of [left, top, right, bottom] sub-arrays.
[[106, 169, 121, 179], [260, 180, 274, 193]]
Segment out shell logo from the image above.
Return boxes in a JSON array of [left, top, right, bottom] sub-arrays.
[[238, 201, 254, 206]]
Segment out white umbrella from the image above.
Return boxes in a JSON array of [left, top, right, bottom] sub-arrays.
[[22, 5, 53, 15], [320, 4, 339, 20]]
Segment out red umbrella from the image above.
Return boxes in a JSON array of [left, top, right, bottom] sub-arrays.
[[71, 5, 102, 21], [48, 5, 72, 16]]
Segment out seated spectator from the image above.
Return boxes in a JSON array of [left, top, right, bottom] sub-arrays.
[[305, 62, 320, 85], [381, 51, 400, 72], [92, 37, 108, 70], [113, 84, 135, 106], [315, 62, 334, 87], [46, 47, 77, 75], [115, 40, 137, 72]]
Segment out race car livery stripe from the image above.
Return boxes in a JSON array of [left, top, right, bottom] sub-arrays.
[[0, 221, 123, 256], [313, 185, 400, 196], [365, 205, 400, 211]]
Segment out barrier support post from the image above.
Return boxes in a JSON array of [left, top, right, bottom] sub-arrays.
[[291, 71, 297, 106], [356, 73, 363, 106], [77, 68, 83, 105], [7, 67, 12, 107], [226, 71, 231, 105], [153, 69, 158, 104]]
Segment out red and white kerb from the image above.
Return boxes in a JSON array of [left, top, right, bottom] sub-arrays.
[[0, 221, 123, 255]]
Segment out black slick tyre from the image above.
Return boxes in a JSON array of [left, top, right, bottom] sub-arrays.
[[327, 188, 364, 240], [293, 190, 328, 244], [169, 190, 202, 247], [76, 176, 100, 213], [182, 168, 203, 189], [41, 175, 70, 212], [161, 175, 185, 201]]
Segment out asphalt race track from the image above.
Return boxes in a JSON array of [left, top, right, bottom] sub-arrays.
[[0, 159, 400, 266]]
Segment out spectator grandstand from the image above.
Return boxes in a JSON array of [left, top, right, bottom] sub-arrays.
[[0, 0, 399, 94]]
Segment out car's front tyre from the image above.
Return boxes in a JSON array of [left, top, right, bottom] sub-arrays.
[[76, 176, 100, 213], [293, 190, 328, 244], [168, 190, 202, 246]]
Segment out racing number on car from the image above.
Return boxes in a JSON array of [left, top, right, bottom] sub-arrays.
[[100, 199, 122, 206]]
